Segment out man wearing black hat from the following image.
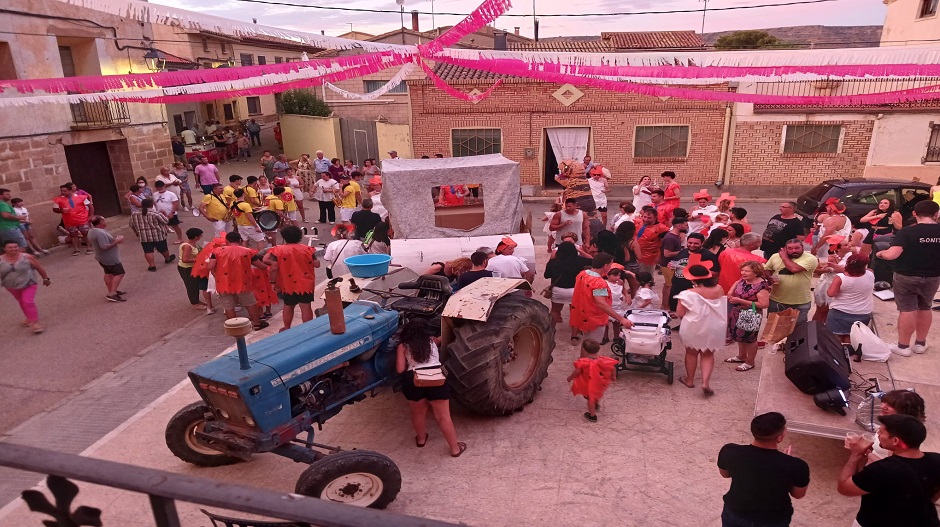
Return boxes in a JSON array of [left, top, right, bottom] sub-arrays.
[[838, 413, 940, 527]]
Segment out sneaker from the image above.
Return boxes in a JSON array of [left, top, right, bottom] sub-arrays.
[[583, 412, 597, 423], [147, 266, 157, 272], [891, 344, 913, 357], [206, 308, 216, 315], [912, 343, 928, 354], [164, 255, 177, 264], [329, 221, 335, 225], [106, 294, 126, 302]]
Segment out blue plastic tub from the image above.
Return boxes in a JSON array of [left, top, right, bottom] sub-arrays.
[[344, 254, 392, 278]]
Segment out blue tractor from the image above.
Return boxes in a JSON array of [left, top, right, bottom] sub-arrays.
[[165, 269, 555, 508]]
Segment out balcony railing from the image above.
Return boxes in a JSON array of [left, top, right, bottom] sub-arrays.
[[69, 100, 131, 128], [0, 443, 460, 527], [752, 77, 940, 112]]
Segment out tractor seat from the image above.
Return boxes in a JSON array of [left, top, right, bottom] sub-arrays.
[[411, 274, 452, 303], [391, 296, 442, 315]]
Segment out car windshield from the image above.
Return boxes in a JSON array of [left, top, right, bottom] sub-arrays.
[[804, 182, 833, 201]]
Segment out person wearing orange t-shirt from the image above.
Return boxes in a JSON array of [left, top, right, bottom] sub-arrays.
[[52, 184, 93, 255], [633, 208, 669, 275], [264, 225, 320, 330], [718, 233, 767, 294], [207, 231, 269, 330], [570, 253, 632, 343]]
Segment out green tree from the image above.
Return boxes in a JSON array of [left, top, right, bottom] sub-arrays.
[[714, 30, 781, 50], [278, 89, 331, 117]]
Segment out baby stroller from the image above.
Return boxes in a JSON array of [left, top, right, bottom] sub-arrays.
[[610, 309, 674, 384]]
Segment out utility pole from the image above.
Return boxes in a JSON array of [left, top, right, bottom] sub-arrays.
[[701, 0, 708, 36]]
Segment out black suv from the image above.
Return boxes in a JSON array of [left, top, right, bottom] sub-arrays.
[[795, 178, 932, 229]]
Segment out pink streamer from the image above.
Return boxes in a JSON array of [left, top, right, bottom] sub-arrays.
[[433, 55, 940, 106], [418, 60, 501, 102], [0, 51, 406, 94], [420, 0, 512, 55]]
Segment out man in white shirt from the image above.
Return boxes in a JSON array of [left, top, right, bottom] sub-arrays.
[[485, 237, 534, 283], [180, 127, 197, 145], [153, 180, 183, 244], [155, 166, 182, 198]]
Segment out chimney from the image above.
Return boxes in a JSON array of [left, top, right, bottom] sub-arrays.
[[493, 29, 507, 50], [411, 10, 419, 32], [514, 27, 520, 36]]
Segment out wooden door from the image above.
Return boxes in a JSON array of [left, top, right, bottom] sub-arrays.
[[63, 142, 122, 217]]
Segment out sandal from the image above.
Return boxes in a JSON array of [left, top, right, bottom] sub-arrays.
[[416, 434, 428, 448], [703, 387, 715, 397], [583, 412, 598, 423], [570, 335, 580, 344], [724, 357, 745, 364], [678, 376, 695, 389], [253, 321, 270, 331], [736, 364, 755, 372], [451, 442, 467, 457], [71, 251, 81, 256]]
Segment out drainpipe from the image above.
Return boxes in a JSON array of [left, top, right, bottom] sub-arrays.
[[716, 104, 732, 187]]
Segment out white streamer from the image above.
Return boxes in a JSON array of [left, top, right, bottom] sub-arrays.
[[324, 64, 416, 100]]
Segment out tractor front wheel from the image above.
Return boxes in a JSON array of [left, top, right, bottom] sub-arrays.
[[165, 402, 240, 467], [446, 294, 555, 415], [295, 450, 401, 509]]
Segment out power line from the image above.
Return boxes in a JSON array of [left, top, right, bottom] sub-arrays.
[[228, 0, 839, 18]]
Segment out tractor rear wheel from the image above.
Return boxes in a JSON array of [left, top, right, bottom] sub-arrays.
[[445, 294, 555, 415], [294, 450, 401, 509], [165, 402, 240, 467]]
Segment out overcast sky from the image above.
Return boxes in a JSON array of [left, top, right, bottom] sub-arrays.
[[152, 0, 887, 40]]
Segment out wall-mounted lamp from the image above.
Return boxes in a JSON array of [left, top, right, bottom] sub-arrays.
[[143, 48, 166, 72]]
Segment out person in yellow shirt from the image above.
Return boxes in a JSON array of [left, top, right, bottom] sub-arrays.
[[222, 175, 243, 207], [334, 174, 358, 228], [198, 183, 230, 237], [231, 188, 266, 249], [349, 171, 363, 209], [273, 186, 298, 227], [244, 176, 262, 208]]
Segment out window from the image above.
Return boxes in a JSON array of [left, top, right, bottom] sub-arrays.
[[247, 97, 262, 115], [206, 103, 216, 120], [0, 43, 16, 80], [783, 124, 841, 154], [433, 184, 485, 229], [452, 129, 501, 157], [202, 38, 210, 52], [239, 53, 253, 66], [220, 42, 227, 54], [223, 103, 235, 121], [633, 125, 689, 158], [842, 188, 897, 207], [257, 56, 266, 65], [924, 123, 940, 163], [58, 46, 77, 77], [364, 79, 407, 93], [274, 56, 283, 64], [919, 0, 938, 18]]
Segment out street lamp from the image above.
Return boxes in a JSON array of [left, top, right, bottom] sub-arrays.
[[143, 48, 166, 72], [396, 0, 405, 44]]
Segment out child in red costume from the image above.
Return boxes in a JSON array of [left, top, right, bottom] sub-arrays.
[[567, 339, 618, 422]]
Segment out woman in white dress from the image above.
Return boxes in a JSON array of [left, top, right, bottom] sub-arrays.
[[632, 175, 654, 210], [286, 171, 308, 223], [675, 260, 727, 397]]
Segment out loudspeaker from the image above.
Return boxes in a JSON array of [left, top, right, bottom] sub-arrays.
[[784, 321, 851, 395]]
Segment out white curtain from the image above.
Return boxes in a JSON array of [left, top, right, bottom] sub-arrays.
[[546, 127, 590, 164]]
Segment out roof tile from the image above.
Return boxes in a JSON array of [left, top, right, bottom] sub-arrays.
[[600, 31, 705, 50], [507, 40, 612, 53]]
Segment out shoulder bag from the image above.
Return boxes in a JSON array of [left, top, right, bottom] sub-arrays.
[[413, 365, 446, 387]]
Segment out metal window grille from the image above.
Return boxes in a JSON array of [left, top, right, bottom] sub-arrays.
[[364, 79, 407, 93], [783, 125, 841, 154], [202, 38, 210, 52], [247, 97, 262, 115], [274, 56, 283, 64], [257, 56, 266, 65], [240, 54, 253, 66], [633, 125, 689, 158], [920, 0, 939, 17], [69, 101, 131, 128], [451, 129, 501, 157], [924, 123, 940, 163]]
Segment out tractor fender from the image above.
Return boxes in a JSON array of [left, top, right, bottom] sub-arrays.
[[440, 277, 531, 352]]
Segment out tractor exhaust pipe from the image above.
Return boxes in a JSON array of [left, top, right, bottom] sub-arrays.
[[224, 318, 254, 370], [325, 278, 346, 335]]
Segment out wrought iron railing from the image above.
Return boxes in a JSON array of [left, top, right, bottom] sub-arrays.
[[924, 123, 940, 163], [0, 443, 461, 527], [752, 77, 940, 112], [69, 100, 131, 128]]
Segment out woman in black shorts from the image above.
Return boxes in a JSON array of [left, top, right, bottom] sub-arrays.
[[395, 319, 466, 457]]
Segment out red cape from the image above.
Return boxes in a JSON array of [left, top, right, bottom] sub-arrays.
[[570, 356, 618, 401]]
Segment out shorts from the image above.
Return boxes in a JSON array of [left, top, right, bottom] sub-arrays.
[[0, 227, 27, 248], [167, 214, 181, 226], [339, 208, 354, 222], [893, 273, 940, 312], [581, 326, 606, 343], [551, 286, 574, 304], [282, 291, 315, 306], [65, 223, 90, 236], [287, 210, 300, 222], [826, 309, 871, 335], [211, 220, 230, 238], [661, 267, 676, 287], [141, 239, 169, 254], [99, 261, 126, 276], [218, 291, 257, 311], [401, 370, 451, 402], [769, 300, 811, 324], [17, 223, 30, 232], [237, 224, 266, 243]]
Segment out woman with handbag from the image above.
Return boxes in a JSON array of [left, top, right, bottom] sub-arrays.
[[725, 261, 771, 372], [395, 319, 466, 457]]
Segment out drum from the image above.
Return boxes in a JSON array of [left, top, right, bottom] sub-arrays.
[[255, 210, 281, 232]]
